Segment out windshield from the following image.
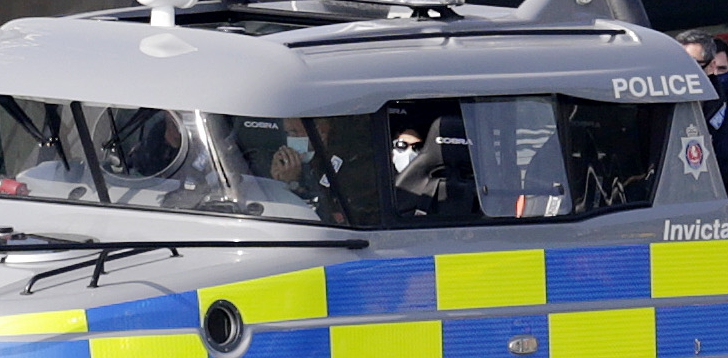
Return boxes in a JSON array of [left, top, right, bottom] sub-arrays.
[[0, 94, 672, 227], [391, 96, 669, 220], [0, 97, 380, 226]]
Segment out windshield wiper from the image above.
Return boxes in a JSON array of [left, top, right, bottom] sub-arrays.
[[2, 238, 369, 295], [0, 239, 369, 252]]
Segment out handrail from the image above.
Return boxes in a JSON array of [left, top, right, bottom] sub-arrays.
[[286, 28, 626, 48]]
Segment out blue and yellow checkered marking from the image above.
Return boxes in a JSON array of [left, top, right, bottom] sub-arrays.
[[86, 291, 199, 331], [656, 303, 728, 357], [546, 245, 652, 302], [436, 250, 546, 309], [326, 256, 436, 316], [651, 240, 728, 297], [0, 310, 87, 336], [0, 335, 208, 358], [443, 315, 549, 358], [0, 341, 90, 358], [198, 267, 328, 324], [332, 321, 443, 357], [550, 308, 656, 358], [245, 328, 331, 358], [3, 240, 728, 357]]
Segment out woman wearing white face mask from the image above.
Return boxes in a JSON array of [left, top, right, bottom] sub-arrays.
[[392, 129, 423, 173]]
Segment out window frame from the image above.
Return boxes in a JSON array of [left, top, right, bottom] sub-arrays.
[[384, 95, 673, 228]]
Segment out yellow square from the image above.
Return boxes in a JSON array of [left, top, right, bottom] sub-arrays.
[[435, 250, 546, 310], [651, 241, 728, 298], [198, 267, 327, 324], [550, 308, 655, 358], [90, 334, 207, 358], [331, 321, 442, 358], [0, 310, 87, 335]]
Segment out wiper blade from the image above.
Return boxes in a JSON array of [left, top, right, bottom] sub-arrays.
[[1, 239, 370, 251], [9, 238, 369, 294]]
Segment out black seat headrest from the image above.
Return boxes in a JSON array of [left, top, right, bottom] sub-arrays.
[[233, 118, 285, 176], [394, 114, 477, 216]]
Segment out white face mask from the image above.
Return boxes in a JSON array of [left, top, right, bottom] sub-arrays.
[[392, 147, 418, 173], [287, 136, 315, 163]]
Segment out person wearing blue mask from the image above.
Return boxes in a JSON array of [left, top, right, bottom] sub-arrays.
[[269, 116, 379, 225], [268, 117, 348, 224], [270, 117, 330, 192], [714, 38, 728, 98]]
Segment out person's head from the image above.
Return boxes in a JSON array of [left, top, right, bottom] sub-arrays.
[[714, 38, 728, 92], [392, 128, 422, 173], [676, 29, 717, 75], [282, 117, 330, 162], [714, 38, 728, 88], [163, 112, 182, 148], [715, 38, 728, 74]]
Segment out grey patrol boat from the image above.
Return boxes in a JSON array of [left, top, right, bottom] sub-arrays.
[[0, 0, 722, 356]]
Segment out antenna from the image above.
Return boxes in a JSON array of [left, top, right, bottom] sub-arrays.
[[137, 0, 199, 27]]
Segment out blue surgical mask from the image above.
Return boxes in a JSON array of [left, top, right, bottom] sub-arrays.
[[718, 73, 728, 92], [287, 136, 315, 163]]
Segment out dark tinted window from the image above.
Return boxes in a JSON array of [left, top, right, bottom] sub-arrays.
[[559, 97, 669, 213], [390, 96, 670, 221]]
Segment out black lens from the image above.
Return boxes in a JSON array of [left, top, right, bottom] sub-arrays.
[[393, 139, 409, 150]]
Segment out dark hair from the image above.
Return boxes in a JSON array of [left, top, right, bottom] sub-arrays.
[[715, 38, 728, 55], [676, 29, 716, 63]]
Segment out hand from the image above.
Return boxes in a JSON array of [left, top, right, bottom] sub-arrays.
[[270, 146, 302, 183]]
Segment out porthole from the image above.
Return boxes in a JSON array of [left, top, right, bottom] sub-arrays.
[[203, 300, 245, 354], [92, 108, 188, 188]]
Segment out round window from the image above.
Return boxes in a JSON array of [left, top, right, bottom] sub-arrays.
[[93, 108, 188, 187]]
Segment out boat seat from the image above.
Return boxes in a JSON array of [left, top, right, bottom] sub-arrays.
[[394, 114, 478, 216]]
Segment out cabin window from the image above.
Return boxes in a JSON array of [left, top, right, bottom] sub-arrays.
[[0, 97, 379, 227], [0, 97, 48, 178], [214, 114, 380, 225], [389, 96, 668, 220], [389, 100, 480, 216], [556, 97, 669, 214], [462, 96, 571, 218], [94, 108, 186, 179]]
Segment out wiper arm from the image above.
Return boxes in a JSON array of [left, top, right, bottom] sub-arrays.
[[5, 238, 369, 295], [0, 239, 370, 251]]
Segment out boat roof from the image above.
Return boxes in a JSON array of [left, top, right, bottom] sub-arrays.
[[0, 0, 716, 117]]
